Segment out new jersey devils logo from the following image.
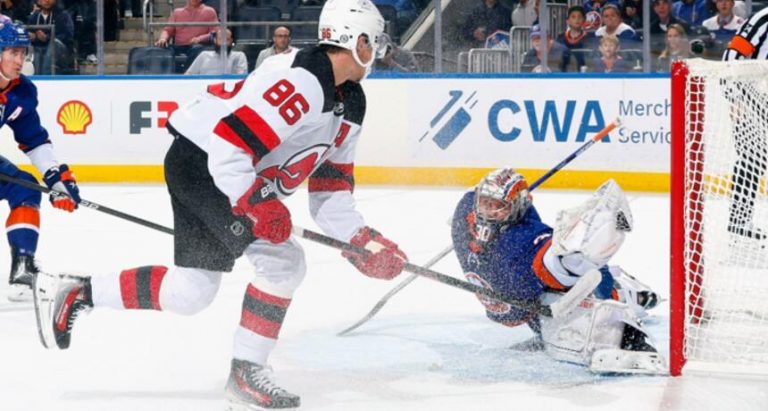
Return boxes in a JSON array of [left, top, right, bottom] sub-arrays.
[[259, 144, 330, 195]]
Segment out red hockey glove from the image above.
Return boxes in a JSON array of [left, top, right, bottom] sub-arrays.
[[232, 178, 292, 244], [343, 226, 407, 280], [42, 164, 81, 212]]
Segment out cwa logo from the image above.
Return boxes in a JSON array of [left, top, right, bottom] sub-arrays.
[[129, 101, 178, 134], [421, 90, 611, 148], [419, 90, 479, 150]]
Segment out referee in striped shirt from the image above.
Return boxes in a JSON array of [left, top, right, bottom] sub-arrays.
[[723, 6, 768, 239], [723, 6, 768, 60]]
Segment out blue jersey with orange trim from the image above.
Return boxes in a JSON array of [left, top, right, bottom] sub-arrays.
[[0, 75, 50, 153], [451, 191, 554, 326]]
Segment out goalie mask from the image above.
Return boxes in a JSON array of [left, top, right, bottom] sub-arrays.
[[472, 168, 532, 245]]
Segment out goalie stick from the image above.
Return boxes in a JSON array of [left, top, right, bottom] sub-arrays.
[[0, 173, 174, 235], [294, 225, 601, 319], [337, 119, 621, 335], [336, 244, 454, 336]]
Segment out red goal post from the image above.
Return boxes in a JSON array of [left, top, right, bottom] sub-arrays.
[[670, 58, 768, 377]]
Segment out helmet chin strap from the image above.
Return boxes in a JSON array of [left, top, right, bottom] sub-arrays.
[[351, 43, 376, 79]]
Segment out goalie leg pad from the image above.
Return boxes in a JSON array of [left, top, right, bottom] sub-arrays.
[[540, 298, 662, 369], [540, 298, 627, 366]]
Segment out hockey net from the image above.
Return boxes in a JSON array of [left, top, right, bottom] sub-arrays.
[[671, 59, 768, 376]]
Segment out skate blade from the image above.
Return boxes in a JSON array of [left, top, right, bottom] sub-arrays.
[[226, 398, 299, 411], [32, 271, 59, 349], [589, 348, 668, 375]]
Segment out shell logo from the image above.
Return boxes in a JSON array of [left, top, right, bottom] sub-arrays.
[[57, 100, 93, 135]]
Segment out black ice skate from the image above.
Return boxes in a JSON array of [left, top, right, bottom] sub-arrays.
[[7, 251, 40, 302], [32, 272, 92, 349], [226, 359, 300, 410]]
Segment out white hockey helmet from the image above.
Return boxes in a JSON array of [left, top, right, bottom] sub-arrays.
[[318, 0, 386, 68]]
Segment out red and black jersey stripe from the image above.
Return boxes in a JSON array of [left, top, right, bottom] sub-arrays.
[[214, 106, 281, 161], [119, 265, 168, 310], [239, 285, 291, 339], [308, 161, 354, 193]]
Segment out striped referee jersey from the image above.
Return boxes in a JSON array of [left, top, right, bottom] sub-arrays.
[[724, 6, 768, 60]]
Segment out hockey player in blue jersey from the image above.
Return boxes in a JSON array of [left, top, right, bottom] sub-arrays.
[[451, 168, 665, 373], [0, 21, 81, 301]]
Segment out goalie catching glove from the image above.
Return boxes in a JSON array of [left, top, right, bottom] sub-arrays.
[[550, 179, 632, 274], [343, 226, 407, 280], [232, 178, 292, 244], [42, 164, 81, 212]]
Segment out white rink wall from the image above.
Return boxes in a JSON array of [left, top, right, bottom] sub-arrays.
[[1, 74, 671, 191]]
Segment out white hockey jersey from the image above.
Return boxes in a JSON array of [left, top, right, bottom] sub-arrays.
[[168, 47, 366, 242]]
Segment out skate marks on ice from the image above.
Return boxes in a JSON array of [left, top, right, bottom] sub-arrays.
[[282, 314, 638, 385], [272, 314, 673, 410]]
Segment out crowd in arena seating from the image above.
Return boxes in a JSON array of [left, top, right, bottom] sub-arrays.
[[460, 0, 766, 73], [4, 0, 765, 74]]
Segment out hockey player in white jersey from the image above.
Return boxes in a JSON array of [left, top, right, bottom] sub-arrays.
[[32, 0, 407, 409]]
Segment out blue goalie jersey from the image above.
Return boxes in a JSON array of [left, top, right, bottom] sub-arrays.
[[451, 191, 559, 327]]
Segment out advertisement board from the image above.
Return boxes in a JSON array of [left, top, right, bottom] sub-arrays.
[[2, 74, 671, 191]]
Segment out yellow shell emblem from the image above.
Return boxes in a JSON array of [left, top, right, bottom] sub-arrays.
[[57, 100, 92, 135]]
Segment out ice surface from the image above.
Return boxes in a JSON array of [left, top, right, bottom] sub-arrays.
[[0, 185, 766, 411]]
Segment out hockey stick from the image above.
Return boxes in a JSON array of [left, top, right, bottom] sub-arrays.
[[529, 118, 620, 190], [337, 118, 621, 335], [294, 225, 601, 319], [336, 244, 454, 336], [0, 173, 175, 235]]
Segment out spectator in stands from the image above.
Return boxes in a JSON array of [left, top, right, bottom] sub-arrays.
[[64, 0, 97, 64], [104, 0, 119, 42], [522, 24, 563, 72], [652, 0, 690, 34], [595, 4, 638, 43], [589, 34, 634, 72], [255, 26, 298, 69], [374, 32, 419, 72], [582, 0, 619, 14], [655, 23, 691, 71], [622, 0, 643, 29], [1, 0, 32, 22], [672, 0, 711, 26], [556, 5, 596, 72], [651, 0, 689, 53], [155, 0, 218, 73], [463, 0, 511, 49], [706, 0, 748, 19], [121, 0, 141, 17], [702, 0, 745, 43], [28, 0, 75, 74], [185, 28, 247, 75], [373, 0, 419, 36], [511, 0, 538, 27]]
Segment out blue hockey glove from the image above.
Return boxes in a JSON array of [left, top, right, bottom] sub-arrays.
[[43, 164, 81, 212]]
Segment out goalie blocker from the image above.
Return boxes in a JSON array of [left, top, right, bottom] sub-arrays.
[[452, 170, 664, 374]]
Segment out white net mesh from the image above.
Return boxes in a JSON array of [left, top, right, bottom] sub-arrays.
[[683, 59, 768, 373]]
